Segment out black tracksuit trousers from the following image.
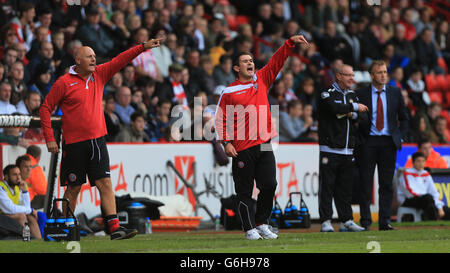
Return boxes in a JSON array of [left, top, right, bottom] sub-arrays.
[[231, 142, 277, 232]]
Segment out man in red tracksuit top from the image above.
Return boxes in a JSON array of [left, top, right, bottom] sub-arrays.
[[40, 38, 163, 240], [215, 35, 309, 240]]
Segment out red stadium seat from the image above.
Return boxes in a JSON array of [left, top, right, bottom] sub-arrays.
[[445, 74, 450, 92], [438, 57, 448, 74], [435, 74, 447, 92], [429, 91, 443, 104], [440, 110, 450, 125], [425, 74, 437, 92], [444, 92, 450, 108]]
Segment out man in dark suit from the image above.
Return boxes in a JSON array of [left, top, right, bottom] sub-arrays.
[[356, 60, 409, 231]]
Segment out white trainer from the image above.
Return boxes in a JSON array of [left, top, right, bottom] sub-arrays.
[[339, 220, 366, 232], [320, 220, 334, 232], [246, 228, 263, 240], [256, 224, 278, 239]]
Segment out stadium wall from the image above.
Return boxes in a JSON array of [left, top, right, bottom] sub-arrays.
[[0, 143, 449, 220]]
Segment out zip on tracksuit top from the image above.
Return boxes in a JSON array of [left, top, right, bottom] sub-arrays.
[[40, 44, 146, 145], [215, 38, 296, 152]]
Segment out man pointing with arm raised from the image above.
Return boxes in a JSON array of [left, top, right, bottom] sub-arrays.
[[40, 38, 163, 240]]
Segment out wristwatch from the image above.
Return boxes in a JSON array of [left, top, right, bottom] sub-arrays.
[[222, 141, 231, 148]]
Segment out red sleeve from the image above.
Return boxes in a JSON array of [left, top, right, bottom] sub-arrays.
[[39, 78, 65, 143], [257, 38, 295, 91], [96, 44, 145, 82], [215, 94, 229, 142]]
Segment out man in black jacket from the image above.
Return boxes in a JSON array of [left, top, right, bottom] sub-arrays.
[[356, 60, 409, 231], [317, 64, 368, 232]]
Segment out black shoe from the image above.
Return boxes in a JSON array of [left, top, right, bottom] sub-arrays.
[[379, 224, 395, 231], [110, 226, 138, 240], [362, 225, 370, 231]]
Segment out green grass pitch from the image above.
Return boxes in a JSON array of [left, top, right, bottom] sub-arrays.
[[1, 221, 450, 253]]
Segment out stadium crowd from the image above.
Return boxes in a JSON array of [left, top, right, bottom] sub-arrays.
[[0, 0, 449, 146]]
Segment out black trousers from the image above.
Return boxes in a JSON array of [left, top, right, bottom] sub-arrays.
[[402, 194, 450, 220], [319, 152, 354, 223], [358, 136, 397, 227], [231, 143, 277, 232]]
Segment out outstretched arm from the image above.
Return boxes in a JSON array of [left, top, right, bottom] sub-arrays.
[[97, 38, 165, 81], [258, 35, 309, 91]]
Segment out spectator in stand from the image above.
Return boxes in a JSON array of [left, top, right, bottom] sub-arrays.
[[316, 20, 352, 65], [198, 55, 217, 99], [0, 26, 18, 63], [26, 41, 55, 86], [132, 27, 164, 83], [213, 54, 234, 87], [388, 66, 406, 91], [114, 86, 135, 125], [388, 23, 416, 67], [405, 66, 428, 110], [122, 64, 137, 90], [0, 164, 41, 239], [279, 100, 310, 142], [398, 152, 450, 221], [7, 61, 27, 106], [9, 2, 35, 51], [14, 43, 29, 67], [205, 17, 225, 57], [135, 76, 158, 115], [24, 145, 48, 209], [1, 47, 18, 79], [107, 10, 131, 52], [268, 79, 289, 113], [304, 0, 337, 35], [176, 16, 198, 52], [142, 8, 157, 32], [126, 14, 142, 34], [27, 61, 52, 98], [181, 67, 194, 106], [414, 7, 433, 36], [429, 116, 449, 144], [281, 71, 298, 101], [104, 72, 123, 96], [409, 115, 431, 144], [146, 99, 172, 142], [377, 9, 394, 45], [405, 138, 448, 169], [185, 49, 209, 97], [435, 20, 450, 68], [321, 58, 343, 90], [76, 6, 115, 59], [16, 90, 41, 116], [51, 31, 65, 68], [0, 82, 17, 115], [103, 93, 121, 142], [27, 26, 50, 63], [413, 27, 443, 75], [116, 111, 150, 143], [172, 41, 186, 65], [296, 77, 318, 115], [151, 28, 173, 79], [131, 89, 148, 115], [56, 40, 82, 78], [155, 63, 189, 108], [418, 102, 443, 130], [399, 8, 417, 42]]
